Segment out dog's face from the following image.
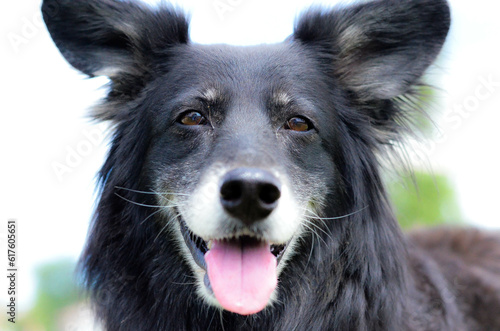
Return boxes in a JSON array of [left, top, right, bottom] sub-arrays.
[[145, 44, 336, 313], [43, 0, 450, 316]]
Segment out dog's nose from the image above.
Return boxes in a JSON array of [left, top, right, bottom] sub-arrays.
[[220, 168, 281, 225]]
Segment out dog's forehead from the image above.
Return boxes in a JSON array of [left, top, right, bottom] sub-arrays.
[[168, 42, 319, 95], [187, 43, 298, 73]]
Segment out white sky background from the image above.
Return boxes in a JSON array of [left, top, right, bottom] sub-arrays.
[[1, 0, 499, 311]]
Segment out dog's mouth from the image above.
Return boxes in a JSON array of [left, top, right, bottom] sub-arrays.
[[179, 220, 287, 269], [179, 218, 288, 315]]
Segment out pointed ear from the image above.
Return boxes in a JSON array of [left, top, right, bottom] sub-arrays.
[[42, 0, 189, 91], [294, 0, 450, 100]]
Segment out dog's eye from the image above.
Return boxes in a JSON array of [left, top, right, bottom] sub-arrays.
[[178, 111, 207, 126], [285, 117, 312, 132]]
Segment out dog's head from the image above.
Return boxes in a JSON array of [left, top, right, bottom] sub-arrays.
[[43, 0, 450, 316]]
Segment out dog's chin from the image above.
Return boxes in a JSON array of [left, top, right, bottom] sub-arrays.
[[174, 215, 297, 314]]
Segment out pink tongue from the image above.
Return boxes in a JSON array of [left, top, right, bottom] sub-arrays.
[[205, 239, 277, 315]]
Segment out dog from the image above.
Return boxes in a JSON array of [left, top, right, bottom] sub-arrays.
[[42, 0, 500, 329]]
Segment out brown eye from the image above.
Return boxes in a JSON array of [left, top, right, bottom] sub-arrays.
[[285, 117, 312, 132], [179, 111, 206, 126]]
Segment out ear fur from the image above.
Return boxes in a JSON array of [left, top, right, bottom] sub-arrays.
[[42, 0, 189, 99], [294, 0, 451, 101]]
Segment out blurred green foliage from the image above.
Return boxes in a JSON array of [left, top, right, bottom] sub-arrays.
[[30, 259, 80, 330], [4, 259, 81, 331], [388, 171, 463, 229]]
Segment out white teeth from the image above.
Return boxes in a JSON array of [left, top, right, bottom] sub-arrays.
[[208, 240, 213, 250]]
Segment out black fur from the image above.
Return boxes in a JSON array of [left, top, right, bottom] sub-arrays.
[[42, 0, 500, 330]]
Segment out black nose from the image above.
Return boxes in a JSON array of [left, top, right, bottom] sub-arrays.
[[220, 168, 281, 225]]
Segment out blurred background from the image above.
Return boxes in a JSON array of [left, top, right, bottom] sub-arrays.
[[1, 0, 499, 329]]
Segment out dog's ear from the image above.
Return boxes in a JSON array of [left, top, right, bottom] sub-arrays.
[[42, 0, 189, 94], [294, 0, 450, 101]]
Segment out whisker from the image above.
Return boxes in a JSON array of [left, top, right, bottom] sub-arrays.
[[170, 281, 197, 286], [325, 206, 368, 220], [115, 186, 158, 195], [219, 309, 226, 331], [140, 209, 163, 225], [298, 222, 325, 273], [160, 192, 192, 197], [153, 213, 180, 243], [302, 228, 316, 271], [114, 192, 164, 208], [208, 308, 217, 331], [154, 222, 172, 243], [300, 205, 368, 221], [301, 221, 329, 246], [115, 186, 191, 197], [299, 208, 334, 243], [114, 192, 185, 211]]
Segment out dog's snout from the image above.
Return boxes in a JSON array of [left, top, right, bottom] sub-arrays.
[[220, 168, 281, 225]]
